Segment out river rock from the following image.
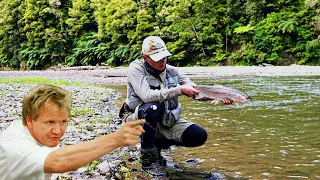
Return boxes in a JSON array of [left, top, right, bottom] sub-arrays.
[[184, 158, 205, 166], [0, 111, 8, 117], [97, 160, 111, 175]]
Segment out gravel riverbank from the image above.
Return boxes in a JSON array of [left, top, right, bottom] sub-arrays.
[[1, 65, 320, 86]]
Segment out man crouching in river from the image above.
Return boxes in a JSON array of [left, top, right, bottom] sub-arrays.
[[0, 84, 145, 179]]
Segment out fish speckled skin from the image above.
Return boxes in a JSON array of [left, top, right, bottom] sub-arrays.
[[194, 85, 252, 104]]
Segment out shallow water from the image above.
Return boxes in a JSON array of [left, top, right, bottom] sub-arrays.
[[111, 76, 320, 179]]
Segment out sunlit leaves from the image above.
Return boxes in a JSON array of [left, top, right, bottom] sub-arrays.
[[66, 0, 93, 36], [234, 24, 255, 34], [305, 0, 319, 8]]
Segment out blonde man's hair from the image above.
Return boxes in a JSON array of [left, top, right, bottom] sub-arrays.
[[22, 84, 72, 126]]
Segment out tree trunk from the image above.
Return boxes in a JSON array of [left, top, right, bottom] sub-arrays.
[[192, 24, 207, 59], [225, 27, 228, 54]]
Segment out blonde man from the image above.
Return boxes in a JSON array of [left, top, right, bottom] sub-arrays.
[[0, 84, 145, 180]]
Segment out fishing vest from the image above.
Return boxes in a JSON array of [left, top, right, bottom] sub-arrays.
[[126, 60, 182, 127]]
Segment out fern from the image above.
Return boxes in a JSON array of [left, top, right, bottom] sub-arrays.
[[234, 24, 255, 34]]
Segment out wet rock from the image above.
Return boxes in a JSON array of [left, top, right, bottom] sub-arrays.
[[184, 158, 205, 166], [206, 173, 225, 180], [82, 124, 94, 131]]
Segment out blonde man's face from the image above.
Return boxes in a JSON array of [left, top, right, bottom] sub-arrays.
[[26, 102, 68, 147]]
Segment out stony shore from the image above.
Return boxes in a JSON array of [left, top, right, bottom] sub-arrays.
[[1, 65, 320, 86]]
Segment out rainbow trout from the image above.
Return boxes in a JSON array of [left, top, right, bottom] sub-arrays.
[[193, 85, 252, 107]]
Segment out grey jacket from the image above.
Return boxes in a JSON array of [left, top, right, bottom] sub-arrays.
[[125, 59, 195, 126]]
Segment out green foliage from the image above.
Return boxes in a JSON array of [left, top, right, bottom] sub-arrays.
[[66, 0, 94, 36], [233, 43, 266, 65], [85, 159, 101, 174], [107, 45, 130, 65], [0, 0, 26, 68], [0, 0, 319, 68], [70, 107, 94, 117], [245, 0, 267, 24], [253, 8, 319, 65], [234, 24, 255, 34], [278, 18, 298, 33], [21, 0, 68, 69], [91, 0, 141, 65], [66, 31, 109, 66]]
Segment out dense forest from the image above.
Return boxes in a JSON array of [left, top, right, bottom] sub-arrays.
[[0, 0, 319, 70]]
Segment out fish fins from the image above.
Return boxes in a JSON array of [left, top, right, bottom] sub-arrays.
[[211, 100, 219, 105], [194, 93, 211, 101], [193, 94, 203, 100]]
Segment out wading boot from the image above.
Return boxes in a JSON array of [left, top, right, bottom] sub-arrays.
[[157, 148, 167, 166], [141, 147, 167, 177]]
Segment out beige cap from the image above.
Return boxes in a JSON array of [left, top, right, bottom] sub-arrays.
[[141, 36, 172, 61]]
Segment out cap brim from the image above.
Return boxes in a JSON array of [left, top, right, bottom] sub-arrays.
[[149, 50, 172, 62]]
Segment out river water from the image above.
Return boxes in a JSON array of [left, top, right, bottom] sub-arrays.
[[112, 76, 320, 179]]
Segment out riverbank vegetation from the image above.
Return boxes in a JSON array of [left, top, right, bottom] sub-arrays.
[[0, 77, 83, 86], [0, 0, 319, 69]]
